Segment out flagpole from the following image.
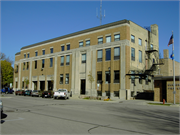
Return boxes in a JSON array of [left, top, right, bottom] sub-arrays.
[[172, 31, 176, 105]]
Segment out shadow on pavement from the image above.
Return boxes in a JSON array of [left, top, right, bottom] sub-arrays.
[[1, 113, 7, 124]]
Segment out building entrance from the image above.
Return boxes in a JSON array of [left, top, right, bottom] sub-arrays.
[[40, 81, 45, 91], [48, 81, 53, 90], [80, 79, 86, 95]]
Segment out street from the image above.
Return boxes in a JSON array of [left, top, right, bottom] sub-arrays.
[[1, 94, 179, 135]]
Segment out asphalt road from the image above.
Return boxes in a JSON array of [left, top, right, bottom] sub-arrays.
[[1, 94, 179, 135]]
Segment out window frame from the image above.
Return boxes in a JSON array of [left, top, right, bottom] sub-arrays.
[[61, 56, 64, 66], [42, 59, 45, 68], [106, 36, 111, 43], [50, 58, 53, 67], [24, 54, 26, 58], [82, 54, 86, 63], [61, 46, 64, 51], [105, 71, 110, 84], [97, 71, 102, 83], [114, 70, 119, 83], [114, 34, 120, 41], [35, 51, 38, 56], [98, 37, 103, 44], [66, 55, 70, 65], [42, 50, 45, 55], [131, 35, 135, 43], [65, 74, 69, 84], [114, 47, 120, 60], [97, 50, 102, 62], [79, 41, 83, 48], [67, 44, 70, 50], [131, 48, 135, 61], [105, 48, 111, 61], [139, 50, 142, 63], [27, 62, 29, 70], [50, 48, 53, 54], [60, 74, 63, 84], [86, 40, 90, 46], [138, 38, 142, 46], [35, 60, 37, 69]]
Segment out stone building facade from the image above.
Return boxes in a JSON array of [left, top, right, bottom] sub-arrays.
[[13, 19, 159, 100]]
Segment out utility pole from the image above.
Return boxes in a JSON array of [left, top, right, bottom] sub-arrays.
[[96, 0, 105, 25]]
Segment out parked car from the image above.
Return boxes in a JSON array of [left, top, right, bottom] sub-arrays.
[[15, 90, 25, 95], [0, 99, 3, 114], [24, 90, 32, 96], [1, 88, 6, 94], [53, 89, 70, 99], [8, 88, 14, 94], [42, 91, 54, 98], [31, 90, 43, 97]]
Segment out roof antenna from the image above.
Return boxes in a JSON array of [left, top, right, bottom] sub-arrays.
[[96, 0, 105, 25]]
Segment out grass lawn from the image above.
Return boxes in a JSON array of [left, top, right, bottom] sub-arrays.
[[148, 103, 171, 106]]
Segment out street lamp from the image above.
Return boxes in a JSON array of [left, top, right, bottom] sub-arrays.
[[108, 67, 110, 99]]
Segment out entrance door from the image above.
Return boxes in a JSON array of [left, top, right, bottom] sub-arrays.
[[162, 81, 167, 102], [40, 81, 45, 91], [81, 79, 86, 95]]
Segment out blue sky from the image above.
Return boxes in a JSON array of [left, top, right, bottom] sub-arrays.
[[1, 0, 179, 66]]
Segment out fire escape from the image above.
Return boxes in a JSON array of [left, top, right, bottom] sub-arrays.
[[126, 27, 164, 82]]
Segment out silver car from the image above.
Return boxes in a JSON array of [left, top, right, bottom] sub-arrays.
[[53, 89, 70, 99], [0, 99, 3, 113]]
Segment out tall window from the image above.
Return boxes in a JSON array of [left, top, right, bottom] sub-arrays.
[[97, 50, 102, 62], [42, 59, 45, 68], [35, 61, 37, 69], [86, 40, 90, 46], [61, 46, 64, 51], [131, 48, 135, 61], [60, 74, 63, 84], [50, 48, 53, 53], [65, 74, 69, 84], [131, 71, 135, 84], [66, 55, 70, 65], [50, 58, 53, 67], [67, 44, 70, 50], [24, 54, 26, 58], [22, 81, 24, 88], [35, 51, 38, 56], [106, 36, 111, 43], [27, 62, 29, 70], [98, 37, 103, 44], [82, 54, 86, 63], [97, 71, 102, 83], [139, 38, 142, 46], [114, 71, 119, 83], [23, 62, 25, 70], [106, 48, 111, 61], [150, 44, 153, 50], [114, 47, 120, 60], [131, 35, 135, 43], [139, 50, 142, 63], [114, 34, 120, 41], [42, 50, 45, 55], [27, 53, 29, 58], [79, 42, 83, 48], [105, 71, 110, 84], [61, 56, 64, 66]]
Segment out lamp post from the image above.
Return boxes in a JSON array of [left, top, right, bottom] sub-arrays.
[[108, 67, 110, 99]]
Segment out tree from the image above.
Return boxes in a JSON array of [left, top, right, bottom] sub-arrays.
[[24, 78, 29, 89], [1, 60, 14, 88], [0, 52, 13, 65], [88, 71, 95, 97]]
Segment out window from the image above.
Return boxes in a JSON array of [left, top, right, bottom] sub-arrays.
[[150, 44, 153, 50], [82, 54, 86, 63], [86, 40, 90, 46], [42, 50, 45, 55], [146, 75, 148, 85], [114, 47, 120, 60], [131, 71, 135, 84], [42, 59, 45, 68], [60, 74, 63, 84], [131, 48, 135, 61], [27, 62, 29, 70], [66, 55, 70, 65], [79, 42, 83, 48], [50, 58, 53, 67], [139, 50, 142, 63], [106, 36, 111, 43], [50, 48, 53, 53], [106, 48, 111, 61], [65, 74, 69, 84], [27, 53, 29, 58], [23, 62, 25, 70], [97, 71, 102, 83], [139, 38, 142, 46], [35, 51, 38, 56], [105, 71, 110, 84], [61, 46, 64, 51], [139, 75, 142, 84], [24, 54, 26, 58], [131, 35, 135, 43], [35, 61, 37, 69], [98, 37, 103, 44], [97, 50, 102, 62], [114, 34, 120, 41], [61, 56, 64, 66], [67, 44, 70, 50], [114, 71, 119, 83]]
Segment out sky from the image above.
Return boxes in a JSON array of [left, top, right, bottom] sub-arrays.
[[1, 0, 180, 67]]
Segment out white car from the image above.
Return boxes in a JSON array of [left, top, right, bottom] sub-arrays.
[[53, 89, 70, 99]]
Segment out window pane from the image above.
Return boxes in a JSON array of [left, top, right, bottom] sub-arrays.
[[24, 54, 26, 58], [79, 42, 83, 47], [105, 71, 110, 83], [50, 58, 53, 67], [82, 54, 86, 63], [139, 39, 142, 45], [66, 55, 70, 63], [42, 50, 45, 55], [106, 48, 111, 61], [67, 45, 70, 50], [97, 50, 102, 58], [106, 36, 111, 43], [86, 40, 90, 46], [114, 34, 120, 41], [65, 74, 69, 84], [114, 71, 119, 83], [150, 44, 153, 50], [35, 52, 38, 56], [98, 37, 103, 44], [42, 59, 45, 68], [97, 71, 102, 82], [61, 56, 64, 66], [35, 61, 37, 69], [61, 46, 64, 51], [131, 35, 135, 43], [50, 48, 53, 53], [60, 74, 63, 84], [131, 48, 135, 61], [27, 54, 29, 58], [139, 51, 142, 63]]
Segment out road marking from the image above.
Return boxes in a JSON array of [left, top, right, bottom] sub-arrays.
[[5, 117, 24, 122]]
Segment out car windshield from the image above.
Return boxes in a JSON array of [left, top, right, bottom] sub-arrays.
[[58, 89, 66, 92], [33, 90, 38, 92]]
